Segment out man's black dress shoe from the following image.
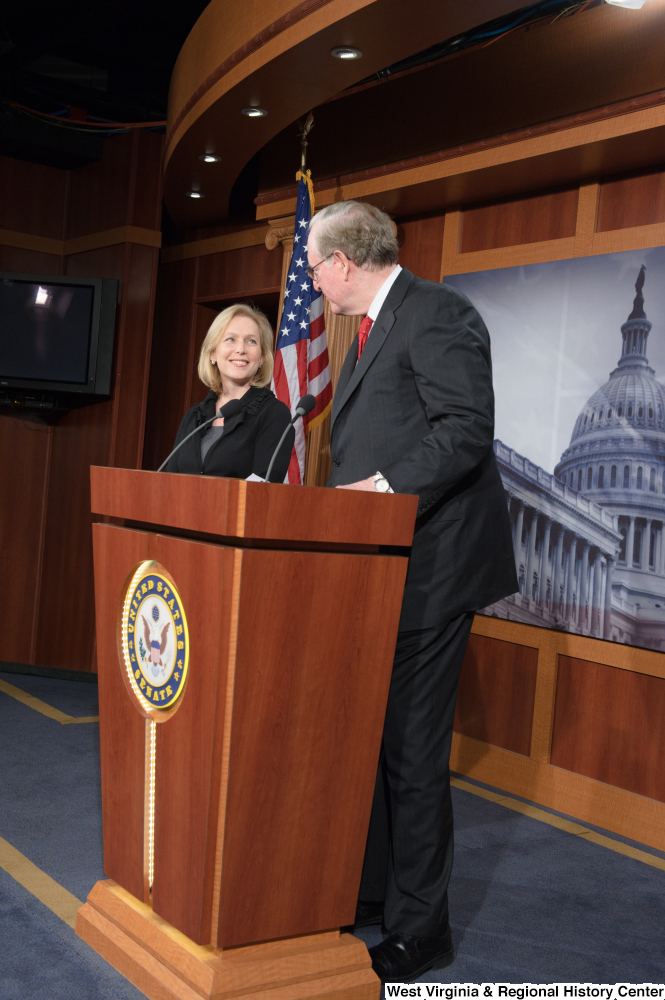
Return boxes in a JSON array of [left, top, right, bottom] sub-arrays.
[[369, 929, 454, 983], [351, 899, 384, 928]]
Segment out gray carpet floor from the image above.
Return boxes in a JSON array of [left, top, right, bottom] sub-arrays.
[[1, 667, 664, 998]]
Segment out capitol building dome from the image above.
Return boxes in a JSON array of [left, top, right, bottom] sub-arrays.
[[555, 265, 665, 645], [569, 367, 665, 448]]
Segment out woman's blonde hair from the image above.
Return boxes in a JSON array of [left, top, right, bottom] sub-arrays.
[[198, 303, 274, 393]]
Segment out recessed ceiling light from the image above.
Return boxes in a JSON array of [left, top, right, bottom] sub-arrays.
[[199, 154, 220, 163], [605, 0, 645, 7], [241, 107, 267, 117], [331, 46, 362, 59], [186, 191, 203, 199]]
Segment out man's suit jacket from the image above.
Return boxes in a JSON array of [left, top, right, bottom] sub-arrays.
[[327, 268, 518, 632]]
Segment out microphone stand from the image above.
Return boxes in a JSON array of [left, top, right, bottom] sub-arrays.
[[157, 398, 243, 473], [265, 422, 296, 483], [265, 394, 316, 483]]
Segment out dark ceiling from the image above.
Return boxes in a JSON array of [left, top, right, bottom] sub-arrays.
[[0, 1, 599, 158], [1, 1, 210, 122], [3, 0, 568, 207], [2, 0, 659, 227], [0, 1, 211, 170]]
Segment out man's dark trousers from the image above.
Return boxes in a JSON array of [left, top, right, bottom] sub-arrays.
[[359, 611, 474, 937]]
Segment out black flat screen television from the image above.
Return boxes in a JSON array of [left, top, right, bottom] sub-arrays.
[[0, 271, 118, 409]]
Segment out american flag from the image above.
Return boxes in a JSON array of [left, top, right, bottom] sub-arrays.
[[272, 171, 332, 484]]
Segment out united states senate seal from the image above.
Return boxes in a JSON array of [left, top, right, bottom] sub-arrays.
[[118, 561, 189, 717]]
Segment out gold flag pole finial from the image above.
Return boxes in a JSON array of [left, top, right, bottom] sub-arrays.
[[299, 112, 314, 171]]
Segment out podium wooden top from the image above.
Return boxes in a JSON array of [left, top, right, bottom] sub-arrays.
[[90, 467, 418, 549]]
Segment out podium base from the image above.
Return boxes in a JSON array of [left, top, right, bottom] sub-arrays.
[[76, 881, 380, 1000]]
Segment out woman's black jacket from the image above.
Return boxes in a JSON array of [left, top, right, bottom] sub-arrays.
[[165, 387, 294, 482]]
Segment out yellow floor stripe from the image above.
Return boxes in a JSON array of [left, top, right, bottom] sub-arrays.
[[0, 776, 661, 936], [451, 776, 665, 872], [0, 836, 82, 929], [0, 678, 99, 724]]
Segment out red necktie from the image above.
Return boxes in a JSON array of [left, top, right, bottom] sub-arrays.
[[357, 316, 374, 359]]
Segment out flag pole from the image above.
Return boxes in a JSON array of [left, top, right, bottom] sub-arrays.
[[297, 113, 316, 482], [272, 112, 332, 484], [296, 113, 315, 208], [299, 112, 314, 171]]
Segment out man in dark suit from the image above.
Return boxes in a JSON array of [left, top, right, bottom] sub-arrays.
[[307, 201, 517, 983]]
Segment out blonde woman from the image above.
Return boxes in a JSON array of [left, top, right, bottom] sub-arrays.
[[166, 303, 294, 481]]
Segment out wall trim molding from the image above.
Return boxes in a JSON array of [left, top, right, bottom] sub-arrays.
[[161, 227, 270, 264], [0, 225, 162, 258], [463, 613, 665, 845], [151, 212, 665, 272], [256, 88, 665, 212], [450, 732, 665, 854], [471, 611, 665, 773], [256, 92, 665, 220], [592, 220, 665, 256], [166, 0, 337, 152], [449, 236, 577, 275], [440, 220, 665, 276], [471, 614, 665, 680]]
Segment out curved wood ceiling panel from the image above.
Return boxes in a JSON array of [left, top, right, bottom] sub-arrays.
[[165, 0, 370, 159], [163, 0, 528, 226], [251, 3, 665, 220]]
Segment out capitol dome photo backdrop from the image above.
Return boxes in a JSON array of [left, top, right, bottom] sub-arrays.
[[444, 246, 665, 651]]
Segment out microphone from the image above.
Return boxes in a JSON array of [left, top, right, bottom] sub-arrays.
[[294, 394, 316, 418], [157, 397, 244, 473], [264, 394, 316, 484]]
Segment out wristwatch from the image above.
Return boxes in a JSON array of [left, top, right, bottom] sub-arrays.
[[373, 472, 393, 493]]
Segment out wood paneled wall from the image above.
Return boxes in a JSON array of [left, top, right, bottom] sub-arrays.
[[143, 258, 199, 472], [143, 240, 282, 473], [455, 616, 665, 852], [2, 35, 663, 851], [422, 163, 665, 848], [396, 215, 447, 282], [459, 188, 579, 254], [137, 115, 665, 843], [211, 154, 665, 843], [0, 131, 163, 671], [0, 156, 69, 241], [454, 634, 538, 758], [596, 168, 665, 233], [551, 655, 665, 803], [1, 418, 52, 664]]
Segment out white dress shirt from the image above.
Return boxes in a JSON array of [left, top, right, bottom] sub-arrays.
[[366, 265, 402, 324]]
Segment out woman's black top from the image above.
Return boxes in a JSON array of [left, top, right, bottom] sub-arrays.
[[166, 387, 294, 482]]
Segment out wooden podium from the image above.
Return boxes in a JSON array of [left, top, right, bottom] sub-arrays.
[[76, 468, 418, 1000]]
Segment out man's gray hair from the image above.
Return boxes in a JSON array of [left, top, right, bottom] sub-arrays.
[[309, 200, 399, 271]]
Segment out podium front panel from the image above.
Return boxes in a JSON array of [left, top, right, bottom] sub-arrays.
[[216, 546, 407, 947], [146, 531, 236, 944], [93, 524, 150, 902], [91, 476, 416, 950]]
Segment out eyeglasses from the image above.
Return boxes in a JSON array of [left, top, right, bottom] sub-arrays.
[[305, 253, 334, 281]]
